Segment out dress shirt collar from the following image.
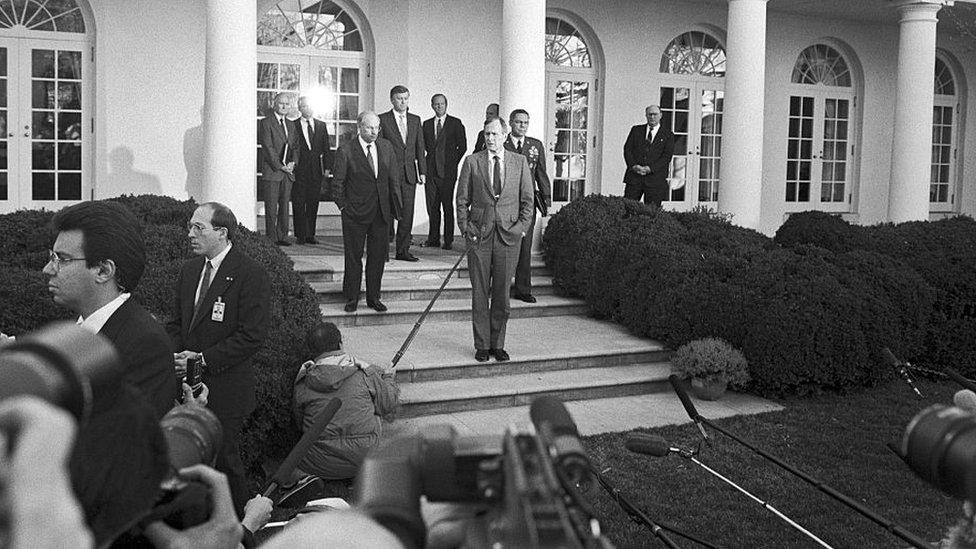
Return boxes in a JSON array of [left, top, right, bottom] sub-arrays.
[[206, 241, 232, 267], [77, 293, 130, 333]]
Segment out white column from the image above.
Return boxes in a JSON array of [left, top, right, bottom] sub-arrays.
[[201, 0, 257, 229], [499, 0, 546, 125], [718, 0, 768, 230], [887, 0, 950, 223], [499, 0, 546, 250]]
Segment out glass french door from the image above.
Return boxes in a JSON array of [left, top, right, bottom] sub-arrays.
[[785, 90, 854, 212], [545, 70, 597, 211], [659, 83, 724, 210], [0, 37, 89, 213], [256, 53, 367, 211], [930, 97, 957, 211]]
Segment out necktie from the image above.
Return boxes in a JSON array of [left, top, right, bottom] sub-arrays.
[[193, 260, 213, 320], [366, 143, 376, 177], [307, 120, 314, 139], [492, 155, 502, 197], [516, 139, 523, 154], [279, 117, 288, 137], [435, 118, 442, 140], [397, 115, 407, 143]]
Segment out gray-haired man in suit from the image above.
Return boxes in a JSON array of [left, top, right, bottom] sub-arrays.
[[456, 116, 534, 362]]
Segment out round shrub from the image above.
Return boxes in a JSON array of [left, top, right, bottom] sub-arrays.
[[774, 210, 869, 252], [670, 338, 750, 388]]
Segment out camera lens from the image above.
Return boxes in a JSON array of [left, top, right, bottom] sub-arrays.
[[902, 404, 976, 500], [160, 404, 223, 470]]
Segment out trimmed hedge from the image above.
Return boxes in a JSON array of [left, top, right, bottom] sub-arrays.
[[0, 195, 320, 480], [544, 198, 944, 395]]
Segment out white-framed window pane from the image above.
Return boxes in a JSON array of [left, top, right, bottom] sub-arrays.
[[660, 31, 726, 77], [791, 44, 851, 87], [545, 17, 591, 68], [257, 1, 363, 51]]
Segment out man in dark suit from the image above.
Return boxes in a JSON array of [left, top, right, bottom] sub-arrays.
[[43, 200, 179, 419], [504, 109, 551, 304], [334, 111, 402, 313], [258, 92, 299, 245], [473, 102, 499, 153], [293, 95, 333, 245], [623, 104, 676, 207], [166, 202, 271, 512], [422, 93, 467, 250], [378, 85, 426, 261], [456, 116, 534, 362]]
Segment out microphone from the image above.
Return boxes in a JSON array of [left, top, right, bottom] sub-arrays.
[[262, 397, 342, 497], [625, 432, 676, 458], [529, 396, 591, 488], [881, 348, 923, 397], [954, 389, 976, 412], [668, 374, 711, 443]]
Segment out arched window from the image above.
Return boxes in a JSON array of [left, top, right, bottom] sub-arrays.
[[931, 55, 959, 210], [545, 17, 590, 68], [660, 31, 726, 77], [257, 1, 362, 51], [0, 0, 91, 213], [785, 44, 857, 212], [791, 44, 851, 87], [657, 31, 726, 207], [545, 15, 600, 203]]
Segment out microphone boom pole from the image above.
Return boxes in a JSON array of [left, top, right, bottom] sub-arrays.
[[590, 466, 687, 549], [391, 248, 467, 368]]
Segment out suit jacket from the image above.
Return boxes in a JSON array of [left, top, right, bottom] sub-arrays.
[[165, 245, 271, 419], [422, 114, 467, 182], [333, 136, 402, 224], [456, 149, 534, 247], [258, 115, 299, 182], [623, 123, 675, 190], [474, 130, 486, 153], [295, 117, 334, 183], [378, 110, 426, 185], [100, 298, 179, 419], [504, 135, 552, 209]]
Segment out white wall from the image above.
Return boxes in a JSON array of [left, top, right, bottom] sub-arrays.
[[91, 0, 206, 201]]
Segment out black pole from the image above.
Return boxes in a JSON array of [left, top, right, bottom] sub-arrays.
[[591, 466, 700, 549], [699, 418, 931, 549], [391, 248, 468, 368]]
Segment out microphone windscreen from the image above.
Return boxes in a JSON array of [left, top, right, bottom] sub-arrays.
[[954, 390, 976, 412], [624, 432, 671, 458], [530, 396, 579, 438], [881, 348, 900, 367]]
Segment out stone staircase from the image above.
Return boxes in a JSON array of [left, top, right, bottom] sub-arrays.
[[288, 237, 673, 421]]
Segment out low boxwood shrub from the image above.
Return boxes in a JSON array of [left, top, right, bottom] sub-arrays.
[[773, 210, 870, 252], [0, 195, 320, 480]]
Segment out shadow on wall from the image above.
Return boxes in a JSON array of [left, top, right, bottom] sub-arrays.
[[102, 147, 161, 197], [183, 106, 204, 200]]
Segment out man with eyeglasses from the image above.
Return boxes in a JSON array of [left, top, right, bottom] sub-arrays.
[[166, 201, 271, 514], [623, 104, 675, 207], [44, 200, 179, 419]]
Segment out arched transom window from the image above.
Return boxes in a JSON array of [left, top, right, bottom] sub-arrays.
[[257, 0, 363, 51], [934, 57, 955, 96], [545, 17, 590, 68], [0, 0, 85, 33], [791, 44, 851, 87], [660, 31, 726, 77]]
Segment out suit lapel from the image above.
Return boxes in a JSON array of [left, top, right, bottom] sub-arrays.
[[503, 153, 522, 195], [350, 140, 376, 181], [190, 248, 240, 332], [478, 152, 494, 197]]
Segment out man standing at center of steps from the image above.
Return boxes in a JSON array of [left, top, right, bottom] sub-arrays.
[[378, 85, 426, 262]]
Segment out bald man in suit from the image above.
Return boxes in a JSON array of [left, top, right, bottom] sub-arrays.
[[456, 116, 533, 362]]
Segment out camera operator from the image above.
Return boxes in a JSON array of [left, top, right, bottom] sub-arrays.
[[292, 320, 399, 482], [44, 200, 179, 419], [0, 397, 93, 549]]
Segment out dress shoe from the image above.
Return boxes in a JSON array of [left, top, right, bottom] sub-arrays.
[[512, 293, 537, 304], [442, 242, 453, 250], [277, 239, 292, 247], [395, 253, 420, 262], [475, 349, 491, 362], [366, 300, 387, 312], [306, 237, 318, 245], [343, 301, 358, 313], [491, 348, 510, 361], [421, 240, 440, 248]]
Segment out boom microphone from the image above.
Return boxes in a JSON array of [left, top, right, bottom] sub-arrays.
[[881, 348, 923, 397], [263, 397, 342, 497], [529, 396, 591, 488], [668, 374, 711, 443], [624, 432, 674, 458]]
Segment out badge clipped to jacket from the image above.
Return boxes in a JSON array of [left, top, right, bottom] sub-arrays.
[[212, 297, 225, 322]]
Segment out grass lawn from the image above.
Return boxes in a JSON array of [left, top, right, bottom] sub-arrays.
[[581, 379, 961, 548]]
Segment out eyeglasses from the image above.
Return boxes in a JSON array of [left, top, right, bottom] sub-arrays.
[[47, 250, 87, 271], [187, 222, 221, 234]]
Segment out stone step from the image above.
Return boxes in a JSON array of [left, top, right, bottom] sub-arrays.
[[320, 294, 587, 327], [397, 363, 672, 417], [296, 255, 551, 284], [312, 275, 556, 304]]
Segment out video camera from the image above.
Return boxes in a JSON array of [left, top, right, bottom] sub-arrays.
[[901, 403, 976, 501], [355, 396, 613, 549], [0, 322, 223, 542]]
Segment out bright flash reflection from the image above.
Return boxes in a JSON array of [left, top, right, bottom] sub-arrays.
[[302, 87, 336, 119]]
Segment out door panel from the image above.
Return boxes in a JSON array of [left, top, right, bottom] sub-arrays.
[[545, 70, 595, 213], [660, 83, 724, 209], [785, 92, 852, 212]]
